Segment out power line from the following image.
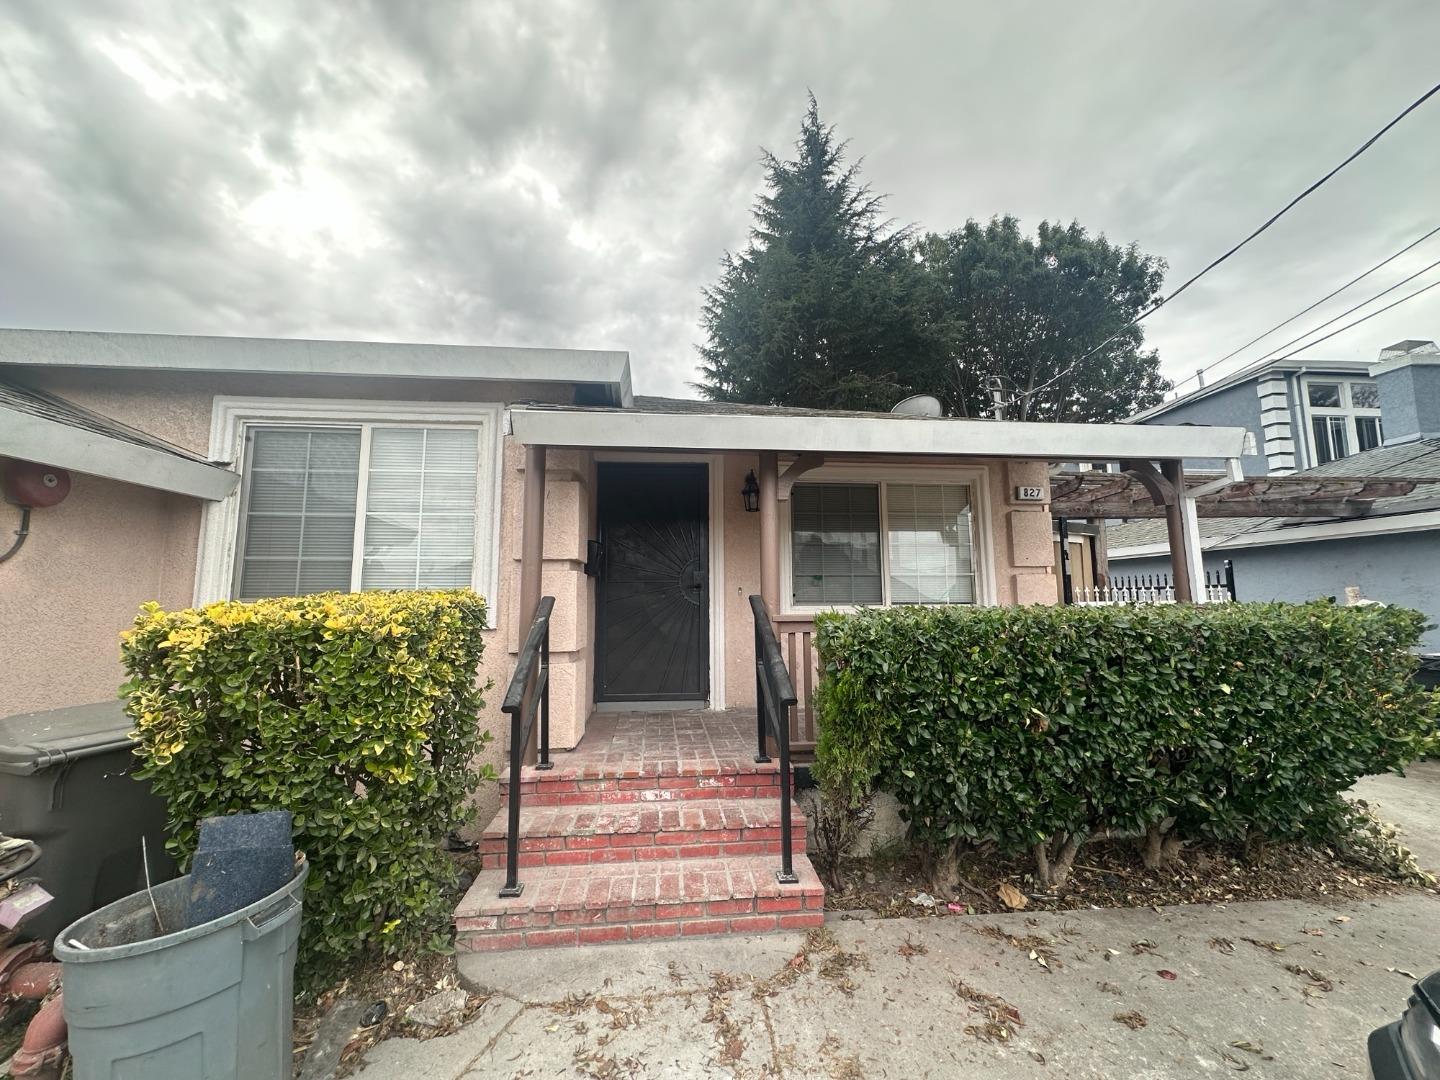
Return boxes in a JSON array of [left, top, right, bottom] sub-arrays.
[[1024, 77, 1440, 411], [1172, 250, 1440, 395], [1166, 224, 1440, 396], [1270, 274, 1440, 362]]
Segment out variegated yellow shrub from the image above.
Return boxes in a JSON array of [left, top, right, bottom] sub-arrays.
[[120, 589, 492, 982]]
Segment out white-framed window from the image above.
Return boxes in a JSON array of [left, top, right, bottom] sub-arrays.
[[195, 398, 503, 608], [781, 464, 992, 613], [1303, 377, 1383, 465]]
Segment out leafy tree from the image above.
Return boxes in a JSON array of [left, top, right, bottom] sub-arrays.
[[695, 95, 943, 410], [918, 217, 1171, 421], [696, 99, 1173, 421]]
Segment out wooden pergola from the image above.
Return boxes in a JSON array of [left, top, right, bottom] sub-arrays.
[[1049, 467, 1426, 603]]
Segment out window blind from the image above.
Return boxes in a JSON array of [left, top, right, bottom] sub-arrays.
[[362, 427, 479, 589], [885, 483, 975, 604], [790, 483, 882, 605], [237, 427, 360, 600]]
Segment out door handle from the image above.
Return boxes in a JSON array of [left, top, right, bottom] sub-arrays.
[[687, 569, 705, 591]]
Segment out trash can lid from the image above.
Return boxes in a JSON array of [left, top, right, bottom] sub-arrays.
[[0, 701, 137, 776]]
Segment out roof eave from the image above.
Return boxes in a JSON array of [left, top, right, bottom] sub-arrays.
[[0, 404, 239, 500], [510, 406, 1249, 462], [0, 328, 633, 407]]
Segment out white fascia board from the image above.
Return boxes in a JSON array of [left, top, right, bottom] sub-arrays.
[[1109, 509, 1440, 561], [0, 405, 239, 500], [510, 407, 1249, 463], [0, 328, 633, 406]]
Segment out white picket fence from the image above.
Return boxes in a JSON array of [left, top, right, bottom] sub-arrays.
[[1074, 583, 1233, 606]]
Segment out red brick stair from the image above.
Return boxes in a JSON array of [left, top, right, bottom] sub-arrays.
[[454, 751, 824, 951], [478, 798, 809, 869]]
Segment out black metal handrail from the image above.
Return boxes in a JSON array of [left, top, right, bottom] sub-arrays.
[[499, 595, 555, 898], [749, 595, 799, 885]]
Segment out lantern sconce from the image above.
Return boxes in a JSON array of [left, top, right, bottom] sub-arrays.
[[741, 470, 760, 513]]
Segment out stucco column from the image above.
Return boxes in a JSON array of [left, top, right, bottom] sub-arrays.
[[758, 451, 780, 618], [519, 443, 546, 763], [1161, 459, 1193, 603]]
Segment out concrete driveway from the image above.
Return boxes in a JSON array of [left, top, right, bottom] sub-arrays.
[[353, 890, 1439, 1079], [1353, 759, 1440, 875]]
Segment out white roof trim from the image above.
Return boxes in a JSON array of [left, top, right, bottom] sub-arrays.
[[0, 402, 239, 500], [1109, 508, 1440, 560], [510, 406, 1249, 462], [0, 328, 632, 406]]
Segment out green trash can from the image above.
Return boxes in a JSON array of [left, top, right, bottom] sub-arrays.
[[0, 701, 175, 943], [54, 857, 308, 1080]]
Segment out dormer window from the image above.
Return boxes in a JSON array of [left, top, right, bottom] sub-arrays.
[[1305, 378, 1383, 465]]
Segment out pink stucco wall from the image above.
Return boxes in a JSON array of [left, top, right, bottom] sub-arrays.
[[0, 470, 199, 713]]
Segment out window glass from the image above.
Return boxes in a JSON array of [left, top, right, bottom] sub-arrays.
[[886, 484, 975, 604], [238, 427, 360, 600], [362, 428, 479, 589], [1356, 415, 1384, 452], [1312, 415, 1349, 465], [236, 424, 480, 599], [1350, 381, 1380, 409], [1307, 383, 1341, 408], [790, 484, 882, 605]]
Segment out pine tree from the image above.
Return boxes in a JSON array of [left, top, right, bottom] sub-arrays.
[[695, 96, 942, 409]]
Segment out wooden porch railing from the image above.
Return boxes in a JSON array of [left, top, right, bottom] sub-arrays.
[[773, 614, 820, 754]]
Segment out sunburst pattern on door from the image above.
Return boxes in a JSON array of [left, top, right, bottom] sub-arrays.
[[596, 463, 709, 701]]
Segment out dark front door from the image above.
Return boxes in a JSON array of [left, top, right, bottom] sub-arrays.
[[595, 463, 709, 702]]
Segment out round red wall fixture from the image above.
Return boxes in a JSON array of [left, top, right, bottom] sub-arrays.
[[2, 460, 72, 507]]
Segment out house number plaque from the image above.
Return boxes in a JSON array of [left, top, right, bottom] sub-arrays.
[[1014, 485, 1046, 502]]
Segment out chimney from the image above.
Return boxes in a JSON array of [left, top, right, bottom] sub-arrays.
[[1371, 339, 1440, 445]]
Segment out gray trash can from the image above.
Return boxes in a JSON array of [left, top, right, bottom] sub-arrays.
[[54, 857, 308, 1080], [0, 701, 175, 942]]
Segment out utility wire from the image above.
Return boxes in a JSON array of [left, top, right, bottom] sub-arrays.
[[1270, 274, 1440, 362], [1184, 251, 1440, 390], [1166, 224, 1440, 396], [1024, 77, 1440, 411]]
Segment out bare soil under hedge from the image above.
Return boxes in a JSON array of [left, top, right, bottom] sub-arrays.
[[824, 837, 1422, 919]]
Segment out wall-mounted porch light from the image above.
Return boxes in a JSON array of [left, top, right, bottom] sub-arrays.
[[741, 470, 760, 513]]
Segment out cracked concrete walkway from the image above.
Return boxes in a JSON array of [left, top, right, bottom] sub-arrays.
[[351, 889, 1440, 1078]]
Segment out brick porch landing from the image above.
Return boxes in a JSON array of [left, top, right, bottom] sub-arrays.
[[454, 710, 825, 951]]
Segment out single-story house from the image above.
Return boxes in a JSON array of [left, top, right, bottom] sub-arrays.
[[0, 327, 1250, 949], [1108, 340, 1440, 650]]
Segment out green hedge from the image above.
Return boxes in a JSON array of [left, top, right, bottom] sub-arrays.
[[121, 590, 492, 981], [814, 601, 1435, 887]]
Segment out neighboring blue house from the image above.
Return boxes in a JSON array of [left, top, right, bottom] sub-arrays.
[[1128, 347, 1396, 475], [1110, 339, 1440, 650]]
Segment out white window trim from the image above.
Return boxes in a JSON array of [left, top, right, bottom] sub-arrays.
[[1299, 375, 1382, 466], [195, 397, 504, 615], [779, 461, 996, 616], [592, 451, 727, 710]]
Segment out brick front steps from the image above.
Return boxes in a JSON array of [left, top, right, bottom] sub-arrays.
[[454, 754, 825, 952], [478, 799, 809, 869], [455, 855, 825, 951]]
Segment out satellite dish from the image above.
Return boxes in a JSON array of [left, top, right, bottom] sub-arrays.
[[890, 394, 944, 417]]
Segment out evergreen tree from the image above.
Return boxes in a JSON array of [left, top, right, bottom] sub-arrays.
[[695, 96, 942, 409], [918, 216, 1170, 421]]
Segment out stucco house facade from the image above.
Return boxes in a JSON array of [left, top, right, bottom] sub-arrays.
[[1, 327, 1251, 950]]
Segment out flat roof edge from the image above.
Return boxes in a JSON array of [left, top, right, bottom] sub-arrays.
[[510, 406, 1249, 462], [0, 328, 632, 405]]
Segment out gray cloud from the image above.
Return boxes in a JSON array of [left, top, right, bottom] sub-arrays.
[[1, 1, 1437, 398]]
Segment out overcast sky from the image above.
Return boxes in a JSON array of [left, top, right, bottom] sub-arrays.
[[2, 1, 1438, 399]]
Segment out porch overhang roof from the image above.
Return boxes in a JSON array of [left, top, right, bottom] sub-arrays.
[[0, 382, 238, 500], [1050, 469, 1426, 519], [509, 404, 1249, 463]]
